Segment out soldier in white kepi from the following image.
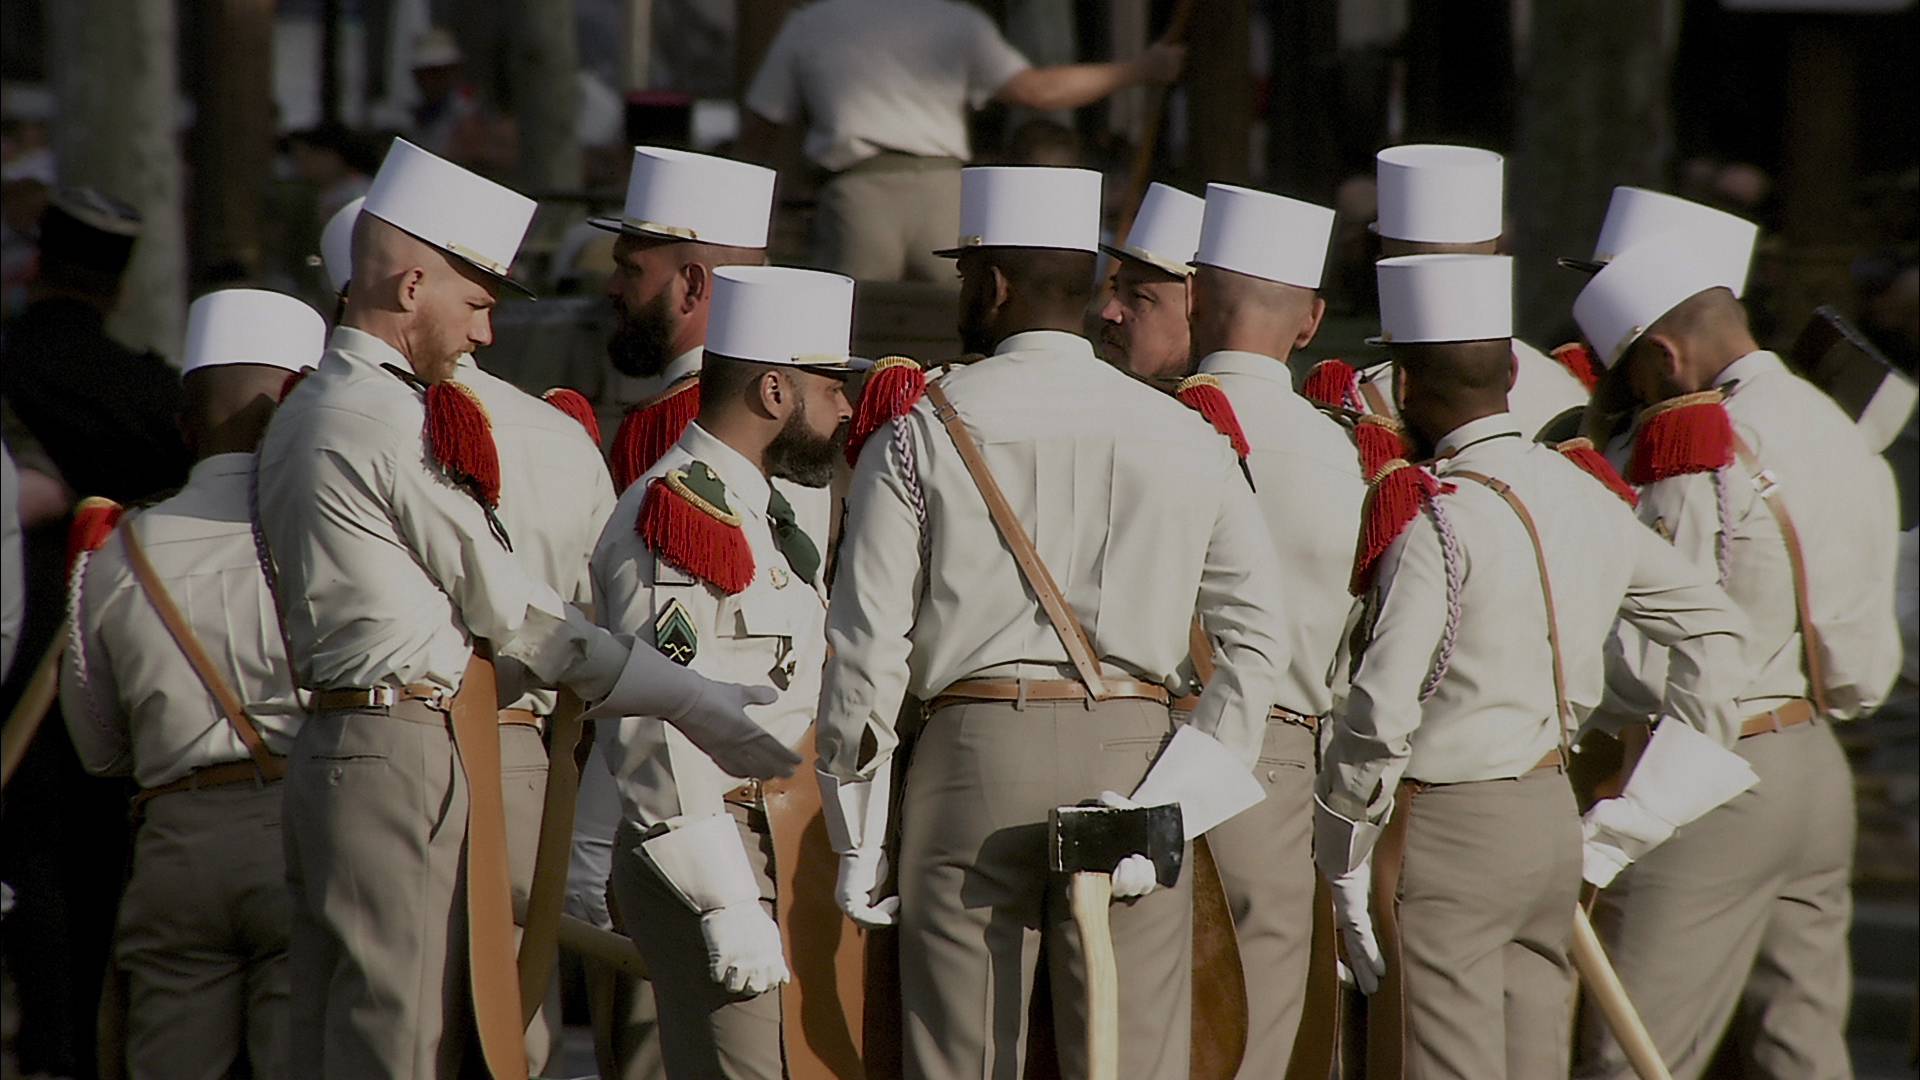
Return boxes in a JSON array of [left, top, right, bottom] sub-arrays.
[[1314, 145, 1593, 441], [1165, 182, 1362, 1076], [588, 147, 778, 493], [1316, 253, 1751, 1079], [1571, 223, 1902, 1080], [591, 265, 859, 1079], [816, 164, 1288, 1079], [60, 288, 326, 1080], [1096, 182, 1204, 385], [258, 138, 797, 1080]]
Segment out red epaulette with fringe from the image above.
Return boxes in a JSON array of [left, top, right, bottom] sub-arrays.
[[612, 379, 701, 493], [846, 356, 928, 466], [541, 387, 603, 445], [278, 367, 314, 402], [1356, 414, 1415, 482], [636, 461, 754, 594], [66, 497, 124, 574], [1350, 460, 1454, 596], [1175, 374, 1250, 458], [424, 381, 502, 509], [1626, 390, 1734, 486], [1302, 358, 1361, 411], [1551, 342, 1601, 393], [1554, 437, 1638, 506]]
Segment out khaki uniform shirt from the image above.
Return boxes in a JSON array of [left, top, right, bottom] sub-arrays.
[[1197, 351, 1366, 716], [257, 326, 626, 696], [61, 453, 305, 788], [1607, 351, 1902, 723], [818, 330, 1289, 777], [744, 0, 1030, 171], [1321, 414, 1750, 821], [457, 357, 619, 714], [591, 422, 828, 826], [1359, 338, 1589, 441]]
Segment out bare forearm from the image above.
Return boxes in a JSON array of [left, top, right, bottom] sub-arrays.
[[996, 62, 1139, 111]]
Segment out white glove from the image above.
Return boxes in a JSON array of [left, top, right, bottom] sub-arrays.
[[592, 647, 796, 780], [1580, 718, 1758, 888], [1096, 790, 1163, 900], [699, 903, 790, 996], [835, 848, 900, 927], [1329, 863, 1384, 995], [1312, 794, 1383, 881]]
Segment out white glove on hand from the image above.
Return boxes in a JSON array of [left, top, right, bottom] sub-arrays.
[[1580, 718, 1758, 888], [1097, 790, 1163, 900], [1581, 797, 1676, 889], [1329, 863, 1384, 995], [699, 903, 790, 996], [835, 848, 900, 927], [592, 647, 798, 780]]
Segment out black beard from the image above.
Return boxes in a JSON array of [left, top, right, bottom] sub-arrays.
[[607, 292, 677, 378], [766, 406, 847, 489], [958, 285, 998, 356]]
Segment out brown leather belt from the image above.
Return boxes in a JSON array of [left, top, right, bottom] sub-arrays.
[[312, 687, 545, 732], [1738, 698, 1814, 739], [130, 758, 282, 814], [497, 708, 544, 733], [927, 676, 1172, 713], [1169, 698, 1320, 732], [1407, 746, 1565, 789]]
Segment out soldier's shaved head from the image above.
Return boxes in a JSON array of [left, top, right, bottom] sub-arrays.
[[956, 247, 1097, 355], [1619, 286, 1757, 406], [1187, 264, 1326, 366], [181, 363, 294, 459], [343, 212, 501, 384], [1391, 338, 1516, 454]]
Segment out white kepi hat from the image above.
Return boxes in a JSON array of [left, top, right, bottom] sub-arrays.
[[1373, 254, 1513, 345], [588, 147, 775, 249], [706, 266, 863, 371], [319, 196, 364, 294], [362, 138, 537, 296], [182, 289, 327, 376], [1573, 237, 1741, 368], [934, 166, 1102, 256], [1374, 144, 1504, 244], [1194, 184, 1335, 290], [1562, 187, 1759, 296], [1100, 182, 1204, 276]]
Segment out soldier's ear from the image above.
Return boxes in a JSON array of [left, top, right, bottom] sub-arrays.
[[681, 260, 713, 312], [1295, 296, 1327, 350], [990, 264, 1012, 314], [395, 266, 426, 313]]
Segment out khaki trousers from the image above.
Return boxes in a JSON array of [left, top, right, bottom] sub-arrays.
[[899, 698, 1193, 1080], [586, 956, 666, 1080], [810, 157, 963, 283], [1576, 719, 1856, 1080], [1188, 717, 1315, 1078], [610, 808, 784, 1080], [500, 722, 560, 1076], [285, 708, 471, 1079], [1395, 767, 1581, 1080], [115, 781, 289, 1080]]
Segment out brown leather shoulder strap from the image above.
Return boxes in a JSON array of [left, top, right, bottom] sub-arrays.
[[1449, 470, 1575, 758], [1728, 436, 1830, 717], [120, 519, 285, 780], [1357, 377, 1392, 418], [923, 381, 1111, 699]]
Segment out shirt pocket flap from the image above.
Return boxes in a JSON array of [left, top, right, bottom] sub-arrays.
[[719, 586, 801, 640]]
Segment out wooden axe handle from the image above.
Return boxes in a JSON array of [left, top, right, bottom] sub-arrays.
[[1068, 871, 1119, 1080], [1570, 906, 1673, 1080]]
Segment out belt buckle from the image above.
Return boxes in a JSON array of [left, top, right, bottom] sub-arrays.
[[367, 686, 397, 708], [1751, 468, 1781, 499]]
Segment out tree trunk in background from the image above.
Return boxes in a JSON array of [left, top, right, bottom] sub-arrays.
[[1267, 0, 1340, 205], [1186, 0, 1252, 188], [1402, 0, 1513, 149], [1512, 0, 1672, 342], [512, 0, 582, 195], [191, 0, 276, 284], [47, 0, 185, 361]]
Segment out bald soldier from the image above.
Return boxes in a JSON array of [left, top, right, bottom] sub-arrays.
[[818, 166, 1288, 1079], [1572, 230, 1902, 1080], [1316, 254, 1750, 1079], [60, 290, 326, 1080], [1176, 184, 1363, 1074], [259, 140, 796, 1079], [1098, 183, 1204, 385]]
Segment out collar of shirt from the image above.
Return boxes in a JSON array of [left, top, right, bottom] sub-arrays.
[[188, 451, 256, 485], [662, 346, 704, 387], [1711, 349, 1782, 391], [992, 329, 1096, 361], [327, 324, 412, 376], [1198, 350, 1295, 390], [1434, 412, 1524, 460], [678, 421, 772, 515]]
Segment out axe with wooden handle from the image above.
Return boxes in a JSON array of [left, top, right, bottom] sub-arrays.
[[1571, 905, 1673, 1080]]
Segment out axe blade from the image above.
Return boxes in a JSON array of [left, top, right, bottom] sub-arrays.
[[1049, 802, 1185, 888]]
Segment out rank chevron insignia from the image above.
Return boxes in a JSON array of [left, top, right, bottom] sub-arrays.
[[653, 598, 698, 665]]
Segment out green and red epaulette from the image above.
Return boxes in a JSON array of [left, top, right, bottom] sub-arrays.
[[541, 387, 603, 445], [612, 378, 700, 493], [1626, 389, 1734, 486], [1355, 414, 1414, 482], [1350, 459, 1454, 596], [846, 356, 928, 466], [1174, 373, 1250, 458], [1302, 358, 1362, 412], [1551, 342, 1601, 393], [636, 460, 753, 594], [1554, 437, 1638, 506], [66, 496, 124, 575], [278, 367, 314, 402]]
